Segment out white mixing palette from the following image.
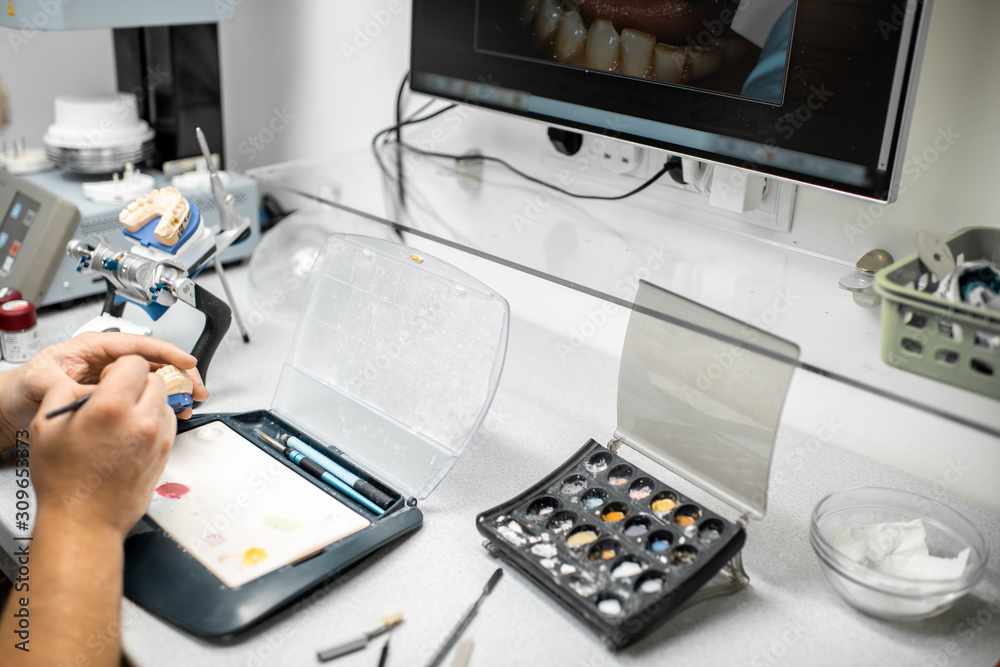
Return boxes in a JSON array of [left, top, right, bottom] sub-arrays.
[[146, 421, 370, 588]]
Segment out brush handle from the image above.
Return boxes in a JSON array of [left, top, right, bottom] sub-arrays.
[[44, 394, 92, 419], [317, 636, 367, 662]]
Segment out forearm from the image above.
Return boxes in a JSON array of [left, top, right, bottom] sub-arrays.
[[0, 510, 125, 666], [0, 369, 24, 452]]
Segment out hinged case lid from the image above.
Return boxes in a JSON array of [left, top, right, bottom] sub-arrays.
[[615, 281, 799, 519], [272, 234, 510, 500]]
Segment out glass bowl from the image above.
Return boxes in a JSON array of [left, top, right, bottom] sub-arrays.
[[810, 487, 987, 621]]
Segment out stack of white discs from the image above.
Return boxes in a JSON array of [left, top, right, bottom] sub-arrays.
[[43, 93, 156, 173]]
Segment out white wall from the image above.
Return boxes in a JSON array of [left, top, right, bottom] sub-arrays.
[[217, 0, 411, 171], [0, 29, 115, 145], [0, 0, 410, 168]]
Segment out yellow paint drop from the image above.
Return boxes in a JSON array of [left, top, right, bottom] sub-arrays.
[[566, 531, 598, 547], [601, 511, 625, 523], [7, 1, 14, 17], [675, 515, 696, 527], [243, 547, 268, 566], [651, 498, 676, 513]]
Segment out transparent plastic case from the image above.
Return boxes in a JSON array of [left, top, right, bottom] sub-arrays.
[[272, 234, 510, 500]]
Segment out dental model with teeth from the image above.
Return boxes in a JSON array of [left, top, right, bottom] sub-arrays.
[[155, 364, 195, 397], [521, 0, 747, 85], [119, 186, 192, 247]]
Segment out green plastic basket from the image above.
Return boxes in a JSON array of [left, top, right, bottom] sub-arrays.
[[874, 227, 1000, 399]]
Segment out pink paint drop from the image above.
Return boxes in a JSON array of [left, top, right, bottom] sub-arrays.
[[156, 482, 190, 499]]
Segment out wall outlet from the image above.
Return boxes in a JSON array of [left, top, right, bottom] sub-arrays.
[[596, 140, 642, 175], [541, 132, 795, 233]]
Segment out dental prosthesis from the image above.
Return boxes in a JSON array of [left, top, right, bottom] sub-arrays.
[[119, 186, 192, 247], [156, 364, 195, 413]]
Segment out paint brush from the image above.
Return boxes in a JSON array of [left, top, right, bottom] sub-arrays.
[[279, 432, 394, 508], [252, 428, 386, 516], [45, 393, 91, 419], [425, 568, 503, 667], [316, 613, 403, 662], [47, 390, 192, 419], [377, 638, 390, 667]]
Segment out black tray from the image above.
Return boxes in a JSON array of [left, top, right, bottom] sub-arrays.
[[477, 439, 745, 649]]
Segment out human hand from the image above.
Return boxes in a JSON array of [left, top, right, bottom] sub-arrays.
[[0, 332, 208, 447], [29, 355, 177, 539]]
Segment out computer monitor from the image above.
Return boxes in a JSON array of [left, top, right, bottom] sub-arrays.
[[410, 0, 930, 202]]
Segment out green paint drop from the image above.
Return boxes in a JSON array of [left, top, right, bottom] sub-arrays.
[[264, 516, 301, 532]]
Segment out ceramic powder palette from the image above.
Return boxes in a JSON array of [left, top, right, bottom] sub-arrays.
[[478, 282, 800, 649], [478, 439, 746, 647]]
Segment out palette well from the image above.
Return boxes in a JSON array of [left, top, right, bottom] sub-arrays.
[[477, 439, 746, 649]]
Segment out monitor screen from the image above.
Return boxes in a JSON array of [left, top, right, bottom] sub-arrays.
[[411, 0, 929, 202]]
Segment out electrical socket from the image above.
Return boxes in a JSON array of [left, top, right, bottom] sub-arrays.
[[596, 140, 642, 175], [540, 131, 794, 232]]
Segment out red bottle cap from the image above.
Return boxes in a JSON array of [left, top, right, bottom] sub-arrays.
[[0, 300, 37, 331], [0, 287, 22, 306]]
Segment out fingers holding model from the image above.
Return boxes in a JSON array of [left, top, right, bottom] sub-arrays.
[[29, 355, 177, 539], [0, 332, 208, 448]]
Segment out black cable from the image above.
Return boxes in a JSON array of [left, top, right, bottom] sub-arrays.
[[372, 103, 673, 201], [259, 193, 294, 234], [394, 71, 409, 210], [393, 137, 673, 201], [371, 104, 457, 180]]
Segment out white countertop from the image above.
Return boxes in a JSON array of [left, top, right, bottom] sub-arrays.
[[0, 256, 998, 666], [0, 150, 998, 665]]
